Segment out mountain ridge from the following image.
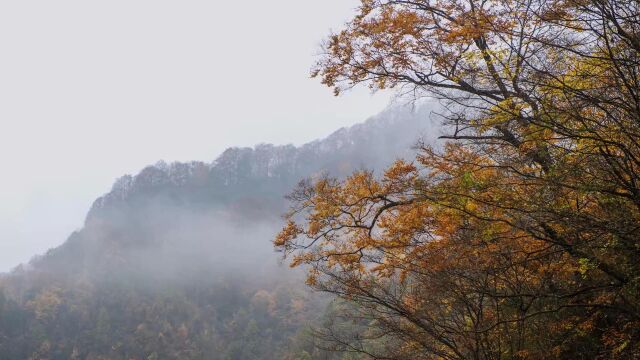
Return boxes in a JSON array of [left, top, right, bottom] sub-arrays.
[[0, 103, 439, 360], [85, 104, 436, 227]]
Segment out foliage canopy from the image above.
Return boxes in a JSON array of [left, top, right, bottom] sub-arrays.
[[277, 0, 640, 358]]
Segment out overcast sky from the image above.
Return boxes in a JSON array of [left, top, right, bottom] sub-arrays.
[[0, 0, 391, 271]]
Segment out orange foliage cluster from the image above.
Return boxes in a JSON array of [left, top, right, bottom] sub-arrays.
[[278, 0, 640, 358]]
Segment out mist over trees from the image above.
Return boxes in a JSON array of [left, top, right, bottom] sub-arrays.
[[0, 106, 435, 359], [1, 0, 638, 358]]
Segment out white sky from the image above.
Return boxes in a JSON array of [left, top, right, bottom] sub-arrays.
[[0, 0, 391, 271]]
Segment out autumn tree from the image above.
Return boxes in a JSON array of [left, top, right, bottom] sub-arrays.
[[276, 0, 640, 358]]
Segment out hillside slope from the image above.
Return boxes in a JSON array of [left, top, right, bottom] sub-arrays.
[[0, 104, 436, 360]]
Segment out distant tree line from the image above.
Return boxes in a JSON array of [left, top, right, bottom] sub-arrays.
[[0, 273, 352, 360]]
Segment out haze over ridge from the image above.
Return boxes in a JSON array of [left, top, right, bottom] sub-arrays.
[[0, 0, 392, 272], [14, 103, 438, 277]]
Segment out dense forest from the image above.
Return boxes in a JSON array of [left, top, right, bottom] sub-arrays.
[[2, 0, 640, 358]]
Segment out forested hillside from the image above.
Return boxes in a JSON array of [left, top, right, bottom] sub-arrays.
[[2, 0, 639, 358], [0, 105, 435, 360]]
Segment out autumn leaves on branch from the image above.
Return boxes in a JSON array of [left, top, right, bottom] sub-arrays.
[[275, 0, 640, 359]]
